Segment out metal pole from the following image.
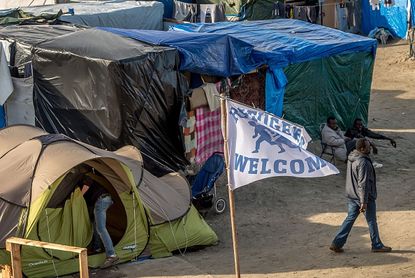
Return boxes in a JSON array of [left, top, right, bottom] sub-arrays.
[[220, 96, 241, 278]]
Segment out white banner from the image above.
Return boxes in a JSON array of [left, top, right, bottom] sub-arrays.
[[226, 100, 339, 190]]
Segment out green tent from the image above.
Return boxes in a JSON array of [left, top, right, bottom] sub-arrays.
[[0, 125, 218, 277]]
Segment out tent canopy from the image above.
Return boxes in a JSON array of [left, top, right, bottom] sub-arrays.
[[0, 125, 217, 276]]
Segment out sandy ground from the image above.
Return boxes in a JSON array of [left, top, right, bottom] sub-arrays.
[[103, 42, 415, 278]]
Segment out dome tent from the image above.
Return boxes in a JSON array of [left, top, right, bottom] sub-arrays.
[[0, 125, 218, 277]]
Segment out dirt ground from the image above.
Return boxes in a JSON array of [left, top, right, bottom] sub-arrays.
[[109, 42, 415, 278]]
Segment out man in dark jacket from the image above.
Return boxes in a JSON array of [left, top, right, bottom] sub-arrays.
[[330, 138, 392, 253], [345, 118, 397, 151]]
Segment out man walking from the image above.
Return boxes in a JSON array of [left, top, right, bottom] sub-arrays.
[[330, 138, 392, 253]]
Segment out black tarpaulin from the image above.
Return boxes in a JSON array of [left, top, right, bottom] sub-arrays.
[[0, 24, 82, 66], [32, 29, 189, 175]]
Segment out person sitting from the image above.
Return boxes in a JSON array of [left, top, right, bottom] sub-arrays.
[[345, 118, 397, 151], [81, 176, 119, 269], [321, 116, 354, 162]]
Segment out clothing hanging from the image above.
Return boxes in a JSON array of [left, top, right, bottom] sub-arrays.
[[195, 107, 223, 165]]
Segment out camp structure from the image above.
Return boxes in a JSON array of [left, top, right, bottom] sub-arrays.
[[0, 25, 81, 128], [30, 28, 189, 175], [0, 0, 55, 9], [22, 1, 165, 30], [105, 19, 377, 138], [0, 125, 218, 277]]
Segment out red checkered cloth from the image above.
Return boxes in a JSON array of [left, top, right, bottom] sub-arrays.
[[195, 106, 224, 165]]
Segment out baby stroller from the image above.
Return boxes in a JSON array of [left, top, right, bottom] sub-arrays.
[[191, 153, 227, 215]]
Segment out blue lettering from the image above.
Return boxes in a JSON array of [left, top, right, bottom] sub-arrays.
[[305, 156, 327, 173], [234, 154, 249, 172], [292, 127, 301, 142], [264, 113, 269, 126], [260, 158, 272, 174], [248, 158, 259, 174], [256, 112, 263, 122], [290, 159, 305, 174], [274, 160, 287, 174], [247, 109, 256, 116], [282, 122, 292, 136], [270, 117, 280, 131]]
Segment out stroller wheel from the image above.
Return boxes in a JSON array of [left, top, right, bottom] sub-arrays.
[[214, 198, 226, 214]]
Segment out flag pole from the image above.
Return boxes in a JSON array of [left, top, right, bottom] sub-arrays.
[[220, 96, 241, 278]]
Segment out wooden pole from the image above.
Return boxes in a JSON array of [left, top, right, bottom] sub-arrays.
[[6, 242, 22, 278], [220, 96, 241, 278]]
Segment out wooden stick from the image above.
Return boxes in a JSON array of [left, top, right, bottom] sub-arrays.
[[1, 264, 12, 278], [220, 96, 241, 278], [6, 242, 22, 278], [79, 250, 89, 278]]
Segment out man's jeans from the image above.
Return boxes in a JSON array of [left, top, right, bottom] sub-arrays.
[[94, 195, 116, 257], [332, 199, 384, 249]]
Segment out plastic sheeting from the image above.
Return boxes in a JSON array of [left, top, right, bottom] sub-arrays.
[[24, 1, 164, 30], [283, 52, 375, 138], [361, 0, 409, 38], [100, 28, 257, 76], [32, 29, 189, 175], [0, 0, 54, 9], [171, 19, 377, 68], [5, 77, 35, 126], [0, 25, 82, 67], [0, 106, 4, 128]]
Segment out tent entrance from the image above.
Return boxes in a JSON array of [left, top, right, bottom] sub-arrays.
[[41, 162, 128, 253]]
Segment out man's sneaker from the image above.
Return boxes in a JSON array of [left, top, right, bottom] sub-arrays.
[[329, 244, 344, 253], [372, 246, 392, 253], [373, 161, 383, 169], [100, 255, 119, 269]]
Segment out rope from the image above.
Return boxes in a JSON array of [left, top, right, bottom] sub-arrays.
[[45, 209, 59, 278]]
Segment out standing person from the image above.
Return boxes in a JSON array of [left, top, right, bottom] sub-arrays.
[[321, 116, 353, 161], [82, 176, 119, 268], [330, 138, 392, 253]]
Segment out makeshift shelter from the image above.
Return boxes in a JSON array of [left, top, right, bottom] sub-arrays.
[[0, 125, 218, 277], [0, 25, 81, 127], [361, 0, 414, 38], [31, 28, 189, 175], [23, 1, 164, 30], [0, 0, 55, 9], [104, 19, 377, 138]]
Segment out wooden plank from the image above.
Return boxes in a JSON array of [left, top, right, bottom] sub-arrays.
[[8, 243, 22, 278], [1, 265, 12, 278], [6, 238, 86, 254], [78, 250, 89, 278]]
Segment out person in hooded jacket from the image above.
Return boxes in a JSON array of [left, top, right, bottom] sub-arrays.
[[330, 138, 392, 253]]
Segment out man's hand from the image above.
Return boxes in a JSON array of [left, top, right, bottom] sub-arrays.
[[360, 203, 367, 213], [345, 137, 352, 142], [390, 139, 397, 148]]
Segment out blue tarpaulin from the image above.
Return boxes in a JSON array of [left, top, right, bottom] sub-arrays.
[[102, 20, 376, 116], [0, 106, 5, 128], [171, 20, 377, 68], [362, 0, 409, 38], [99, 28, 258, 76], [412, 0, 415, 26]]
